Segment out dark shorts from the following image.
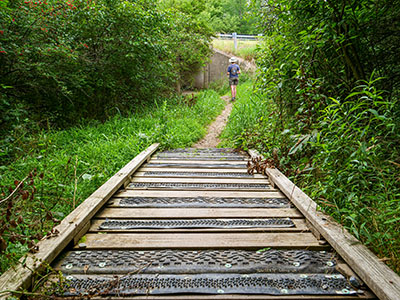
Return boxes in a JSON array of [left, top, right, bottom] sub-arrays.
[[229, 78, 239, 86]]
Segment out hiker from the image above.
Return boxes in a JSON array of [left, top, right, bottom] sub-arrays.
[[227, 57, 240, 101]]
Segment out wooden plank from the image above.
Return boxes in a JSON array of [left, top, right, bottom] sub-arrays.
[[89, 218, 308, 232], [306, 219, 322, 240], [135, 171, 267, 179], [95, 208, 303, 219], [135, 170, 268, 179], [75, 232, 322, 249], [248, 149, 400, 300], [0, 144, 160, 298], [73, 221, 91, 245], [149, 159, 247, 165], [114, 190, 286, 198], [130, 177, 270, 184]]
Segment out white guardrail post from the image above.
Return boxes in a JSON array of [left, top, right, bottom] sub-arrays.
[[232, 32, 238, 51]]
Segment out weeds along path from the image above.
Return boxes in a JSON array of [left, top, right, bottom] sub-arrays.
[[193, 95, 232, 148]]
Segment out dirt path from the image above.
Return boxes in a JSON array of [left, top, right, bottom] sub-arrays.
[[193, 95, 233, 148]]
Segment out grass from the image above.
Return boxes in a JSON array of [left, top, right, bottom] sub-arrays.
[[220, 78, 400, 275], [0, 90, 225, 275], [220, 80, 269, 148], [212, 39, 259, 61]]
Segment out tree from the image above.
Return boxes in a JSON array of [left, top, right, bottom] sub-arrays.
[[0, 0, 213, 131]]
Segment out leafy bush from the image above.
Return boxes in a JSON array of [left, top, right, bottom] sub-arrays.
[[222, 75, 400, 274], [309, 77, 400, 265], [223, 0, 400, 273], [0, 0, 212, 163]]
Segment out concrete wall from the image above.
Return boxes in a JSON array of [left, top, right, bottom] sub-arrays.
[[194, 49, 255, 89], [194, 49, 229, 89]]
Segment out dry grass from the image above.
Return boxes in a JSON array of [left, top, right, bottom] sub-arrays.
[[212, 39, 259, 61]]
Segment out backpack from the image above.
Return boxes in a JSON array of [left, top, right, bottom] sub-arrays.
[[231, 66, 238, 76]]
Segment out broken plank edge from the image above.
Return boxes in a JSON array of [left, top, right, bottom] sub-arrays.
[[248, 148, 400, 300], [0, 143, 159, 298]]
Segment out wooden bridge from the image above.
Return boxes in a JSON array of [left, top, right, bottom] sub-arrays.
[[1, 144, 400, 299]]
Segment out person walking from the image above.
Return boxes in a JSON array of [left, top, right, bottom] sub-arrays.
[[227, 57, 240, 101]]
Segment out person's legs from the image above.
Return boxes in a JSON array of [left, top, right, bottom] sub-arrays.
[[229, 78, 238, 101], [232, 78, 238, 100], [232, 85, 237, 98]]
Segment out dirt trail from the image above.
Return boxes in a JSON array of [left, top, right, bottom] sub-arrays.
[[193, 95, 233, 148]]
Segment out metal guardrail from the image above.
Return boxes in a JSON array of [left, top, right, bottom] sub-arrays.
[[217, 33, 262, 41]]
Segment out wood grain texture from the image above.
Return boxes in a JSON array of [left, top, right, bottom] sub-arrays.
[[248, 149, 400, 300], [135, 170, 267, 179], [95, 208, 303, 219], [76, 232, 321, 249], [0, 144, 160, 298]]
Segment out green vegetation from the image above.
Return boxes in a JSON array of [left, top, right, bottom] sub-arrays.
[[159, 0, 260, 34], [222, 0, 400, 274], [212, 39, 259, 61], [0, 91, 224, 274], [0, 0, 212, 163], [2, 0, 399, 287]]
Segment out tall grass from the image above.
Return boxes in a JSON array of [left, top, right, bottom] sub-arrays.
[[0, 90, 224, 274], [221, 78, 400, 275], [212, 39, 259, 61], [220, 80, 272, 149]]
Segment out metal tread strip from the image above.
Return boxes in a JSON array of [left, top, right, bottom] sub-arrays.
[[143, 171, 255, 178], [98, 218, 295, 230], [128, 182, 271, 190], [146, 163, 247, 168], [117, 197, 291, 208], [160, 148, 239, 154], [154, 156, 247, 161], [59, 273, 360, 296], [56, 249, 337, 274], [155, 151, 247, 157]]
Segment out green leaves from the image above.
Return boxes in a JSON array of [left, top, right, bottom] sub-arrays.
[[0, 0, 213, 132], [224, 0, 400, 273]]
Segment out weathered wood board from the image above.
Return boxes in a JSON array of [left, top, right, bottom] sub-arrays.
[[95, 208, 303, 219], [76, 232, 323, 250]]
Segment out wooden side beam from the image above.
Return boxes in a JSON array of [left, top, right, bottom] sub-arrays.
[[0, 143, 159, 299], [248, 149, 400, 300]]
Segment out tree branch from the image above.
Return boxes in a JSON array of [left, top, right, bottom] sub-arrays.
[[0, 176, 28, 206]]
